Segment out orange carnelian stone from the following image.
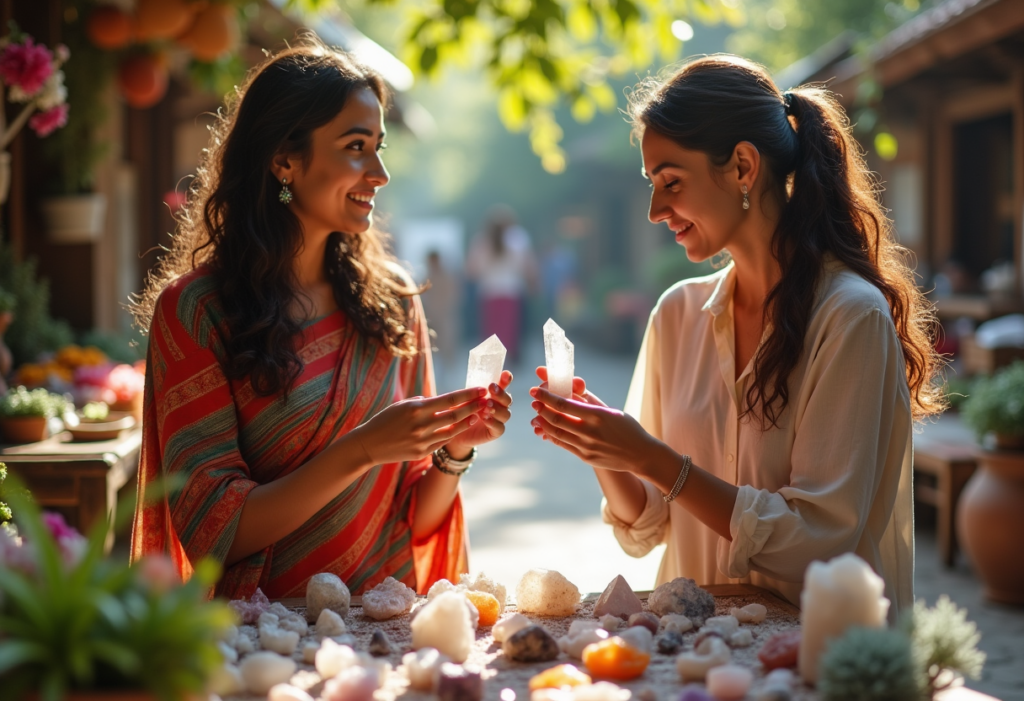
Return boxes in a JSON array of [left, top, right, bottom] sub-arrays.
[[465, 590, 501, 626], [581, 638, 650, 680], [529, 664, 593, 691]]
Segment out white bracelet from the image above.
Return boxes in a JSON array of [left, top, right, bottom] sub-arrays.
[[662, 454, 692, 503]]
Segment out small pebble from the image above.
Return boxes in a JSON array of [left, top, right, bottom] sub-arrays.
[[268, 684, 315, 701], [598, 614, 622, 632], [616, 626, 653, 654], [438, 662, 484, 701], [659, 614, 693, 635], [504, 624, 560, 662], [627, 612, 660, 634], [677, 688, 712, 701], [528, 664, 592, 691], [402, 647, 450, 691], [369, 628, 392, 656], [322, 665, 380, 701], [574, 682, 633, 701], [582, 636, 650, 680], [636, 687, 657, 701], [494, 613, 532, 643], [706, 664, 752, 700], [729, 629, 754, 648], [239, 652, 297, 695], [656, 631, 683, 655], [757, 630, 800, 670], [729, 603, 767, 624]]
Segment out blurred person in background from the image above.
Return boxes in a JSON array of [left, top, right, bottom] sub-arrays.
[[529, 56, 944, 620], [467, 205, 538, 363], [129, 38, 513, 600], [421, 249, 462, 384]]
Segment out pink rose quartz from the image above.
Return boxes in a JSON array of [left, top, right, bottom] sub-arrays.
[[593, 575, 643, 620], [229, 587, 271, 624]]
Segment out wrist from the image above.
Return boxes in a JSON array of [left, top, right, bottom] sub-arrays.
[[344, 425, 378, 472], [636, 439, 675, 483], [444, 442, 474, 462]]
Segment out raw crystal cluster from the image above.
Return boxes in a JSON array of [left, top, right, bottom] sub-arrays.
[[466, 334, 507, 390], [593, 575, 643, 620], [411, 591, 475, 663], [362, 576, 416, 620], [459, 571, 508, 613], [305, 572, 351, 622], [647, 577, 715, 625], [543, 319, 575, 398], [401, 647, 450, 691], [464, 590, 501, 626], [229, 587, 271, 624], [238, 650, 297, 694], [515, 568, 580, 616]]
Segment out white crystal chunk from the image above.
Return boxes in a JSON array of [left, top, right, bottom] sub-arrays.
[[466, 334, 507, 390], [543, 319, 574, 398]]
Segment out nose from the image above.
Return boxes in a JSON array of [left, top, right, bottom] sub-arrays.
[[648, 189, 671, 225], [367, 151, 390, 188]]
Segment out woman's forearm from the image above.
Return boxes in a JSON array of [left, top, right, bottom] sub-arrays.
[[225, 429, 375, 565], [411, 466, 461, 540], [593, 469, 649, 525]]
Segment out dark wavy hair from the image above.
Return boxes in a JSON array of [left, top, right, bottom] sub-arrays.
[[628, 55, 944, 426], [132, 36, 420, 396]]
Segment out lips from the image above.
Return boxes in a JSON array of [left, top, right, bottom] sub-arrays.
[[673, 221, 694, 241], [347, 191, 375, 210]]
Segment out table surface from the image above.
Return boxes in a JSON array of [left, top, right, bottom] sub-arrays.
[[0, 426, 142, 464]]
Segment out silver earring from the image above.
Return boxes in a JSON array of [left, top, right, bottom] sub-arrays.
[[741, 185, 750, 210], [279, 177, 293, 205]]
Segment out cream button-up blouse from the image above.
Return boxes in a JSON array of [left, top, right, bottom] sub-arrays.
[[602, 260, 914, 621]]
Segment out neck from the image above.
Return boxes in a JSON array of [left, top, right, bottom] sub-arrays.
[[294, 226, 331, 290], [727, 204, 782, 312]]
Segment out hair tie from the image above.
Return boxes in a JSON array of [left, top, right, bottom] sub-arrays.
[[782, 91, 795, 113]]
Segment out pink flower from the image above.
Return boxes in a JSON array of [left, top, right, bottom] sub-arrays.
[[107, 363, 145, 402], [28, 103, 68, 137], [41, 512, 87, 568], [136, 554, 181, 593], [0, 36, 54, 96]]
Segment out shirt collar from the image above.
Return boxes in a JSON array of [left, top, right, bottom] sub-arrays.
[[701, 261, 737, 317]]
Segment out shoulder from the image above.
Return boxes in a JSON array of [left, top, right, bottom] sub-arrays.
[[814, 263, 893, 332], [152, 267, 225, 349], [651, 265, 731, 325]]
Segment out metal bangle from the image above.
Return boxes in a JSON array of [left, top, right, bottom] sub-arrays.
[[662, 454, 692, 503], [432, 445, 476, 477]]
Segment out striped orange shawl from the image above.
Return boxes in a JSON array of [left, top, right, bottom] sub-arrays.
[[130, 269, 467, 598]]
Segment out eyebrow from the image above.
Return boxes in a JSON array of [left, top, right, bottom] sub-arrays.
[[338, 127, 385, 139], [648, 162, 682, 177]]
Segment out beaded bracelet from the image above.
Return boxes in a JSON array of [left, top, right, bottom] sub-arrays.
[[662, 454, 693, 503], [432, 445, 477, 477]]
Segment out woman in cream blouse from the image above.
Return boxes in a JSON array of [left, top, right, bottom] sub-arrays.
[[529, 56, 944, 620]]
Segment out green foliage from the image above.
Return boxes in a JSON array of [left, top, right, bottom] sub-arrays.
[[0, 241, 74, 365], [81, 401, 110, 421], [0, 287, 15, 314], [819, 626, 922, 701], [0, 462, 10, 524], [0, 477, 235, 701], [961, 361, 1024, 440], [902, 596, 986, 696], [287, 0, 743, 171], [942, 374, 976, 412], [189, 54, 248, 99], [0, 386, 68, 419], [40, 1, 115, 194]]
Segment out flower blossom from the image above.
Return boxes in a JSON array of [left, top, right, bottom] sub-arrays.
[[41, 511, 87, 569], [28, 103, 68, 137], [35, 69, 66, 110], [0, 36, 54, 97]]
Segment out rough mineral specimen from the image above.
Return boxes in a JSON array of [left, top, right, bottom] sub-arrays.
[[467, 335, 507, 390], [369, 628, 393, 657], [659, 614, 693, 635], [259, 622, 300, 655], [402, 647, 451, 691], [503, 624, 561, 662], [757, 630, 800, 670], [703, 615, 739, 638], [315, 638, 360, 679], [322, 665, 381, 701], [363, 576, 417, 620], [558, 621, 609, 659], [573, 682, 634, 701], [306, 572, 351, 622], [729, 603, 767, 624], [706, 665, 753, 701], [302, 640, 321, 665], [615, 626, 654, 654], [516, 569, 581, 616], [229, 587, 271, 624], [316, 609, 347, 637], [529, 664, 593, 691], [239, 651, 297, 695], [494, 612, 532, 643], [460, 571, 508, 613], [593, 575, 644, 620], [268, 684, 315, 701], [599, 614, 622, 632], [581, 637, 651, 680], [676, 636, 731, 681], [647, 577, 715, 625], [656, 631, 683, 655], [217, 640, 238, 664], [627, 612, 660, 634], [209, 663, 245, 696], [265, 604, 308, 636], [428, 579, 459, 599], [464, 590, 501, 626], [234, 625, 258, 654], [438, 662, 485, 701], [412, 591, 475, 663], [543, 319, 575, 398], [729, 629, 754, 648]]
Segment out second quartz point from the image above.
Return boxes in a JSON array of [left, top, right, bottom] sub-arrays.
[[466, 334, 507, 390], [543, 318, 574, 398]]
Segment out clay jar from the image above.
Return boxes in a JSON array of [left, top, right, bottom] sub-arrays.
[[0, 415, 49, 443], [957, 447, 1024, 605]]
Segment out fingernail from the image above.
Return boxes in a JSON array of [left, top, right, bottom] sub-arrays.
[[529, 388, 538, 398], [469, 416, 479, 425], [532, 401, 542, 411], [487, 400, 494, 408], [490, 383, 500, 393]]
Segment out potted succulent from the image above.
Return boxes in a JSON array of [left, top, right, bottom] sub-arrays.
[[0, 478, 234, 700], [65, 400, 136, 442], [957, 360, 1024, 605], [0, 385, 68, 443]]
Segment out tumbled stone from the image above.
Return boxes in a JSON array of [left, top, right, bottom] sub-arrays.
[[757, 630, 800, 670], [438, 662, 485, 701], [239, 651, 297, 695], [729, 629, 754, 648], [676, 636, 731, 681], [656, 631, 683, 655], [504, 624, 561, 662], [460, 571, 508, 613], [729, 603, 767, 624], [636, 688, 657, 701], [268, 683, 315, 701], [315, 638, 360, 679], [574, 682, 633, 701], [757, 668, 795, 700], [465, 590, 501, 626], [582, 637, 650, 680], [659, 614, 693, 635], [559, 623, 609, 659], [593, 575, 643, 620], [412, 591, 475, 663], [402, 647, 451, 691], [302, 640, 320, 665], [230, 587, 271, 624], [529, 663, 593, 691], [209, 662, 245, 696], [494, 612, 532, 643], [516, 569, 580, 617], [599, 614, 622, 632], [363, 576, 416, 620], [706, 665, 752, 701], [627, 612, 659, 634], [322, 665, 380, 701], [647, 578, 715, 625], [615, 626, 653, 654], [369, 628, 392, 656], [316, 608, 347, 637], [677, 689, 713, 701], [703, 615, 739, 638], [306, 573, 351, 622]]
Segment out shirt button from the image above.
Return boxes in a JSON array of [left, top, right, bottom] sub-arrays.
[[727, 453, 735, 462]]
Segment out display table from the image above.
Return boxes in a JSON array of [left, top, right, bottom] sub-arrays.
[[1, 426, 142, 551]]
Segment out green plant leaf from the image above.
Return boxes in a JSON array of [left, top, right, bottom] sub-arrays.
[[0, 640, 47, 675]]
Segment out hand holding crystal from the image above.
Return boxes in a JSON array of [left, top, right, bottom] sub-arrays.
[[445, 370, 514, 458], [353, 388, 490, 466], [530, 367, 667, 474]]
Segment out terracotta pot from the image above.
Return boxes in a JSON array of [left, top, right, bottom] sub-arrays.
[[40, 193, 108, 243], [87, 5, 133, 49], [957, 449, 1024, 605], [0, 415, 49, 444]]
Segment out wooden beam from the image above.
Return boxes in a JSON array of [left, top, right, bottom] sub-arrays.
[[1013, 68, 1024, 295], [942, 83, 1015, 121]]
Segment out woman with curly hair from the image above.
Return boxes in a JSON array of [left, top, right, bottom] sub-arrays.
[[130, 38, 513, 598], [530, 56, 944, 620]]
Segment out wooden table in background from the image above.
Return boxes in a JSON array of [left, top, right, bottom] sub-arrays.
[[2, 427, 142, 551]]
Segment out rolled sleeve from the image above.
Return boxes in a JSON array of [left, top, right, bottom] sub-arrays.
[[601, 480, 670, 558]]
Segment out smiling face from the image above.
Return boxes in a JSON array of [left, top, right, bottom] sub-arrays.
[[641, 129, 748, 263], [274, 86, 389, 239]]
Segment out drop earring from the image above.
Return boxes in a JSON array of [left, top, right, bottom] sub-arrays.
[[279, 177, 293, 205], [741, 185, 750, 210]]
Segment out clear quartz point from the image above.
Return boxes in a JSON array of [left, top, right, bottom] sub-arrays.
[[543, 318, 574, 398], [466, 334, 507, 390]]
